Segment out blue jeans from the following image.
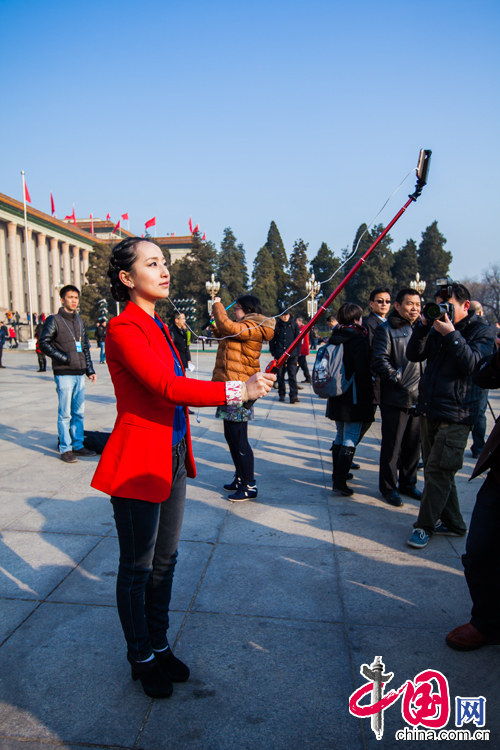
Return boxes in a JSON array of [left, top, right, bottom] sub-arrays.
[[99, 341, 106, 363], [111, 439, 187, 661], [334, 421, 362, 448], [54, 374, 85, 454]]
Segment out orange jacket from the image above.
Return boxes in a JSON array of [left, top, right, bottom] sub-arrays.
[[91, 301, 226, 502], [211, 302, 276, 382]]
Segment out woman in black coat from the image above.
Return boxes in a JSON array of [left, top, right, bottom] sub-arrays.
[[325, 303, 374, 495]]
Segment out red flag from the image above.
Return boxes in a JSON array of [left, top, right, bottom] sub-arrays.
[[193, 224, 199, 233], [172, 232, 175, 237], [50, 192, 55, 215], [145, 216, 156, 229], [202, 232, 206, 241], [64, 206, 77, 226], [121, 212, 129, 220], [188, 217, 193, 233], [112, 220, 121, 234], [106, 212, 111, 220], [24, 182, 31, 204], [90, 213, 94, 234], [141, 233, 144, 238]]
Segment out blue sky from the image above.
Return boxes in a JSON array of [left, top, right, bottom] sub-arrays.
[[1, 0, 499, 282]]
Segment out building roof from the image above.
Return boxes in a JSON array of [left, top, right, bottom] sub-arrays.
[[0, 192, 96, 246]]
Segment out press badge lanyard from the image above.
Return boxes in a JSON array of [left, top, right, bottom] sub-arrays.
[[59, 315, 83, 353]]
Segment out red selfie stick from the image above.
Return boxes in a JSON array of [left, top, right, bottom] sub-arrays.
[[266, 149, 432, 374]]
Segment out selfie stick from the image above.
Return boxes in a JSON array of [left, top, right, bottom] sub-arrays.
[[265, 149, 432, 375]]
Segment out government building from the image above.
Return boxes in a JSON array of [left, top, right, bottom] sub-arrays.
[[0, 191, 194, 322]]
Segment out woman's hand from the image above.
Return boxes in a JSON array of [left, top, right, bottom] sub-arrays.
[[245, 371, 276, 401]]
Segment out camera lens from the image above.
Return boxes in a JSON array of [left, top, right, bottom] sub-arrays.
[[423, 303, 441, 321]]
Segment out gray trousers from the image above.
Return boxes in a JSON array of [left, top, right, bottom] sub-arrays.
[[414, 419, 470, 535]]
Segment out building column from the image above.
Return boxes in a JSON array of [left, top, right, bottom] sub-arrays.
[[72, 246, 81, 290], [81, 249, 89, 284], [24, 227, 37, 318], [0, 225, 9, 312], [7, 222, 23, 313], [62, 242, 71, 285], [37, 233, 51, 316], [50, 238, 61, 313]]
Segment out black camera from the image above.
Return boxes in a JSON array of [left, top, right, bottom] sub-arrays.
[[422, 301, 455, 324]]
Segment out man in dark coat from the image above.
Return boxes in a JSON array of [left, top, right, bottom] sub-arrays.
[[169, 312, 191, 372], [269, 312, 301, 403], [39, 285, 97, 463], [362, 286, 392, 347], [363, 286, 391, 409], [406, 283, 496, 549], [446, 348, 500, 650], [372, 289, 423, 507]]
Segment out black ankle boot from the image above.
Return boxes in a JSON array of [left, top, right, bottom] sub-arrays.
[[330, 443, 353, 482], [127, 654, 173, 698], [333, 446, 356, 496], [154, 647, 190, 682]]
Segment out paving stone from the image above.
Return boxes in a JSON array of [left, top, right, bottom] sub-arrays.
[[193, 543, 341, 621], [0, 531, 103, 600], [337, 549, 471, 630], [140, 613, 362, 750], [219, 502, 334, 548]]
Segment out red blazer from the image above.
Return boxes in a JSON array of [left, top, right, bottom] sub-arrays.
[[91, 301, 226, 502]]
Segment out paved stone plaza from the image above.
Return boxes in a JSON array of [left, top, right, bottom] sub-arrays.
[[0, 347, 498, 750]]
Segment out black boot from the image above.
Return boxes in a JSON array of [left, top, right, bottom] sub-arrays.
[[154, 647, 190, 682], [333, 446, 356, 496], [330, 443, 353, 482], [127, 654, 173, 698]]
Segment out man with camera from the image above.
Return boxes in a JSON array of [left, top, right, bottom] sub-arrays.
[[372, 288, 423, 507], [405, 280, 495, 549]]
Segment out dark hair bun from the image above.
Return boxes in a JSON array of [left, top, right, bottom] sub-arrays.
[[107, 237, 143, 302]]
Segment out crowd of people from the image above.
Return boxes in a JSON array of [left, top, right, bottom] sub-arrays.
[[5, 236, 500, 696]]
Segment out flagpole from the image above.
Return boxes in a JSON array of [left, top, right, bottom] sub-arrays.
[[21, 171, 35, 342]]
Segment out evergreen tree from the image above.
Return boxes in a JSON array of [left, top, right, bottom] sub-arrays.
[[265, 220, 289, 309], [310, 242, 342, 312], [417, 221, 452, 292], [161, 232, 217, 331], [288, 239, 309, 319], [217, 227, 249, 307], [79, 242, 115, 328], [342, 223, 394, 312], [392, 239, 419, 292], [251, 246, 278, 317]]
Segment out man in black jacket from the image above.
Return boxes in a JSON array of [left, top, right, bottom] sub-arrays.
[[372, 289, 423, 507], [446, 348, 500, 650], [39, 285, 97, 463], [269, 312, 301, 403], [406, 283, 495, 549], [169, 312, 191, 372], [362, 286, 392, 347]]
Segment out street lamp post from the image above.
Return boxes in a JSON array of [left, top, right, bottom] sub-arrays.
[[305, 273, 321, 318], [205, 274, 220, 315], [410, 272, 426, 298]]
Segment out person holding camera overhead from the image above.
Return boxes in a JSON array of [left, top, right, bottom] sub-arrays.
[[91, 239, 275, 699], [405, 280, 495, 549]]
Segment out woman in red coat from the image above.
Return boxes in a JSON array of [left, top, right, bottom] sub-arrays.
[[91, 238, 275, 699]]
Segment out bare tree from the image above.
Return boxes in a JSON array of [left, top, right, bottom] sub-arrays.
[[463, 262, 500, 322]]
